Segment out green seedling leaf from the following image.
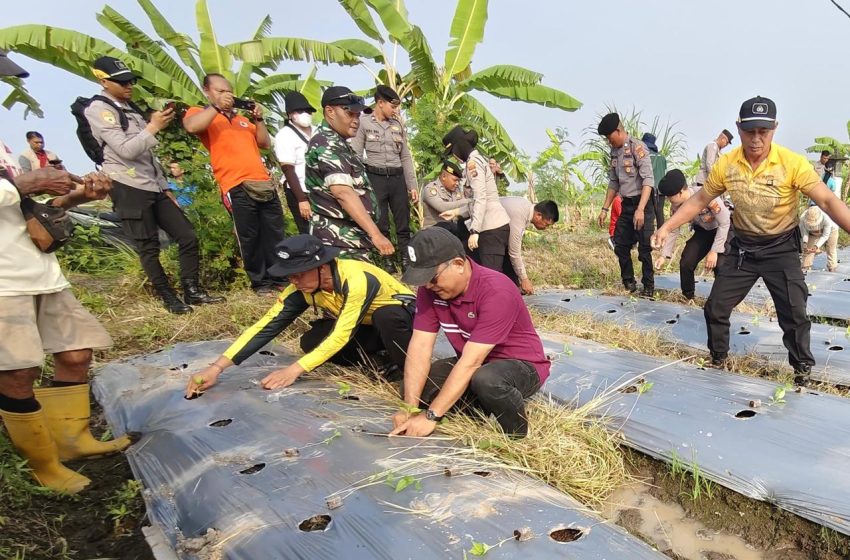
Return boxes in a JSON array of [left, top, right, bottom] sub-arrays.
[[336, 381, 351, 396], [321, 429, 341, 445], [637, 381, 654, 394], [394, 475, 419, 493], [469, 542, 491, 556]]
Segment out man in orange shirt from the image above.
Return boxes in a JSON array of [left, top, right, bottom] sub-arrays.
[[184, 74, 286, 295]]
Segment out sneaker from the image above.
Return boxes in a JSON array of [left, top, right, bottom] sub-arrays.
[[254, 285, 279, 297]]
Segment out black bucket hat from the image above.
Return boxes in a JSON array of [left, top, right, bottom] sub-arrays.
[[284, 91, 315, 114], [268, 235, 340, 277]]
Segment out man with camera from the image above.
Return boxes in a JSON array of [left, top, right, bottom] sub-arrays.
[[184, 73, 286, 295], [86, 56, 221, 313], [18, 131, 63, 172], [0, 39, 133, 495]]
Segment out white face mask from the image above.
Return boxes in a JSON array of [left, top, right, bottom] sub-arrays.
[[292, 112, 313, 128]]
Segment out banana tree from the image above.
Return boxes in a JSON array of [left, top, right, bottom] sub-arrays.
[[0, 0, 370, 119], [335, 0, 582, 180]]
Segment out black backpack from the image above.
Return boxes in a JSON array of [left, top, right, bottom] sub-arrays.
[[70, 95, 144, 165]]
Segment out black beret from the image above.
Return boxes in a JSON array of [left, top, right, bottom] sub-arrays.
[[597, 113, 620, 136], [722, 129, 733, 143], [442, 125, 478, 150], [375, 84, 400, 103], [441, 159, 463, 178], [658, 169, 688, 197]]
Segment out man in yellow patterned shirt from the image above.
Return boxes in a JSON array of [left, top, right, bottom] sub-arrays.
[[185, 235, 414, 396], [652, 96, 850, 386]]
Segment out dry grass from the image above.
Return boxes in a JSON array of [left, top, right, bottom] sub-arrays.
[[321, 365, 629, 509]]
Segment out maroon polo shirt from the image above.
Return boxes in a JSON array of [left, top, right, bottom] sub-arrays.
[[413, 260, 550, 384]]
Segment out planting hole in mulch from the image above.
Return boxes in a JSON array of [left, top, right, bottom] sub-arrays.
[[209, 418, 233, 428], [562, 297, 571, 302], [666, 318, 678, 324], [239, 463, 266, 475], [735, 410, 757, 419], [549, 527, 586, 543], [169, 363, 188, 371], [606, 309, 617, 314], [473, 470, 492, 477], [341, 395, 360, 400], [621, 385, 638, 393], [738, 328, 751, 335], [258, 350, 276, 356], [828, 345, 844, 351], [298, 514, 332, 532]]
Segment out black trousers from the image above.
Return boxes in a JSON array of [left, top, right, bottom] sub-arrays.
[[406, 357, 541, 436], [680, 227, 719, 298], [613, 195, 655, 289], [225, 185, 286, 289], [299, 304, 414, 372], [704, 238, 813, 370], [284, 187, 310, 234], [502, 257, 520, 287], [476, 224, 510, 272], [367, 172, 411, 259], [111, 182, 198, 291]]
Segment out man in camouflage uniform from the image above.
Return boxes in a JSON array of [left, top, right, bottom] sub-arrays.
[[305, 86, 394, 260]]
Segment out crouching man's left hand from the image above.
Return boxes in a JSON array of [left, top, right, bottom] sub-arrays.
[[389, 413, 436, 437], [261, 363, 304, 390]]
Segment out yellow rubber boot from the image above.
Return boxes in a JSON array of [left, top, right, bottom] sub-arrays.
[[1, 408, 90, 493], [33, 384, 131, 461]]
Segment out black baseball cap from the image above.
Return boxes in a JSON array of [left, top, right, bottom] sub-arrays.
[[321, 86, 367, 112], [92, 56, 138, 83], [267, 235, 340, 278], [402, 227, 466, 285], [441, 159, 463, 179], [737, 96, 777, 130], [0, 50, 28, 78]]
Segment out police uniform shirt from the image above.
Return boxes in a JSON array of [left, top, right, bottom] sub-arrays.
[[660, 187, 731, 258], [84, 91, 167, 192], [421, 179, 469, 228], [695, 141, 722, 185], [349, 114, 417, 191], [607, 136, 654, 198], [465, 149, 510, 233]]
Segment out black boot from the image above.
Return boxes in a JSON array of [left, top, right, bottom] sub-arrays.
[[710, 352, 727, 368], [639, 285, 655, 299], [182, 280, 225, 305], [157, 287, 193, 314], [624, 280, 638, 293], [793, 364, 812, 387]]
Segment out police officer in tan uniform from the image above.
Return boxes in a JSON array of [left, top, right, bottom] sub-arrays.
[[421, 160, 467, 228], [350, 85, 418, 268], [597, 113, 656, 297], [85, 56, 221, 313], [442, 125, 511, 272]]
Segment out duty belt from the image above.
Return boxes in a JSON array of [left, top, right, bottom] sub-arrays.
[[365, 164, 403, 176]]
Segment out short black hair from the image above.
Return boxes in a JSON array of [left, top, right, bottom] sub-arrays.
[[534, 200, 559, 223], [821, 150, 831, 157], [25, 131, 43, 140], [202, 73, 227, 88]]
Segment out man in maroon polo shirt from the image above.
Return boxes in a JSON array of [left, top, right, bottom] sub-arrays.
[[390, 227, 549, 438]]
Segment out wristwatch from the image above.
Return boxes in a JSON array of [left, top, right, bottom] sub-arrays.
[[601, 207, 610, 212], [425, 409, 443, 422], [469, 229, 479, 235]]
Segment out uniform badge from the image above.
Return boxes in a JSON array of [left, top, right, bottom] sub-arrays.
[[239, 121, 249, 128], [101, 111, 116, 125], [391, 125, 400, 132], [709, 201, 721, 214], [467, 312, 476, 319], [635, 146, 646, 159], [470, 171, 478, 178], [468, 160, 477, 171], [429, 187, 438, 196]]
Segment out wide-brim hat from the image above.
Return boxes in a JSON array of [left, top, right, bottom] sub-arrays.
[[267, 235, 340, 277], [641, 133, 659, 153]]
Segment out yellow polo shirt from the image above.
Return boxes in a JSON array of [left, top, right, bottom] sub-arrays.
[[703, 144, 821, 238]]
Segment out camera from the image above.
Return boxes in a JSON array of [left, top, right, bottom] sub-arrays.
[[232, 97, 256, 111]]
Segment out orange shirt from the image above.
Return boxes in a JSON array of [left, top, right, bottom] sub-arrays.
[[184, 107, 270, 193]]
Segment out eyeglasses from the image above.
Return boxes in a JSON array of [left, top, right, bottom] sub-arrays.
[[110, 78, 137, 86], [428, 263, 451, 286]]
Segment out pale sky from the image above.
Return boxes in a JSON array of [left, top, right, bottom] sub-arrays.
[[2, 0, 848, 173]]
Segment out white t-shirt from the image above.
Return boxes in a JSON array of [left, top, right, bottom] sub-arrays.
[[0, 178, 69, 296], [273, 124, 313, 189]]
